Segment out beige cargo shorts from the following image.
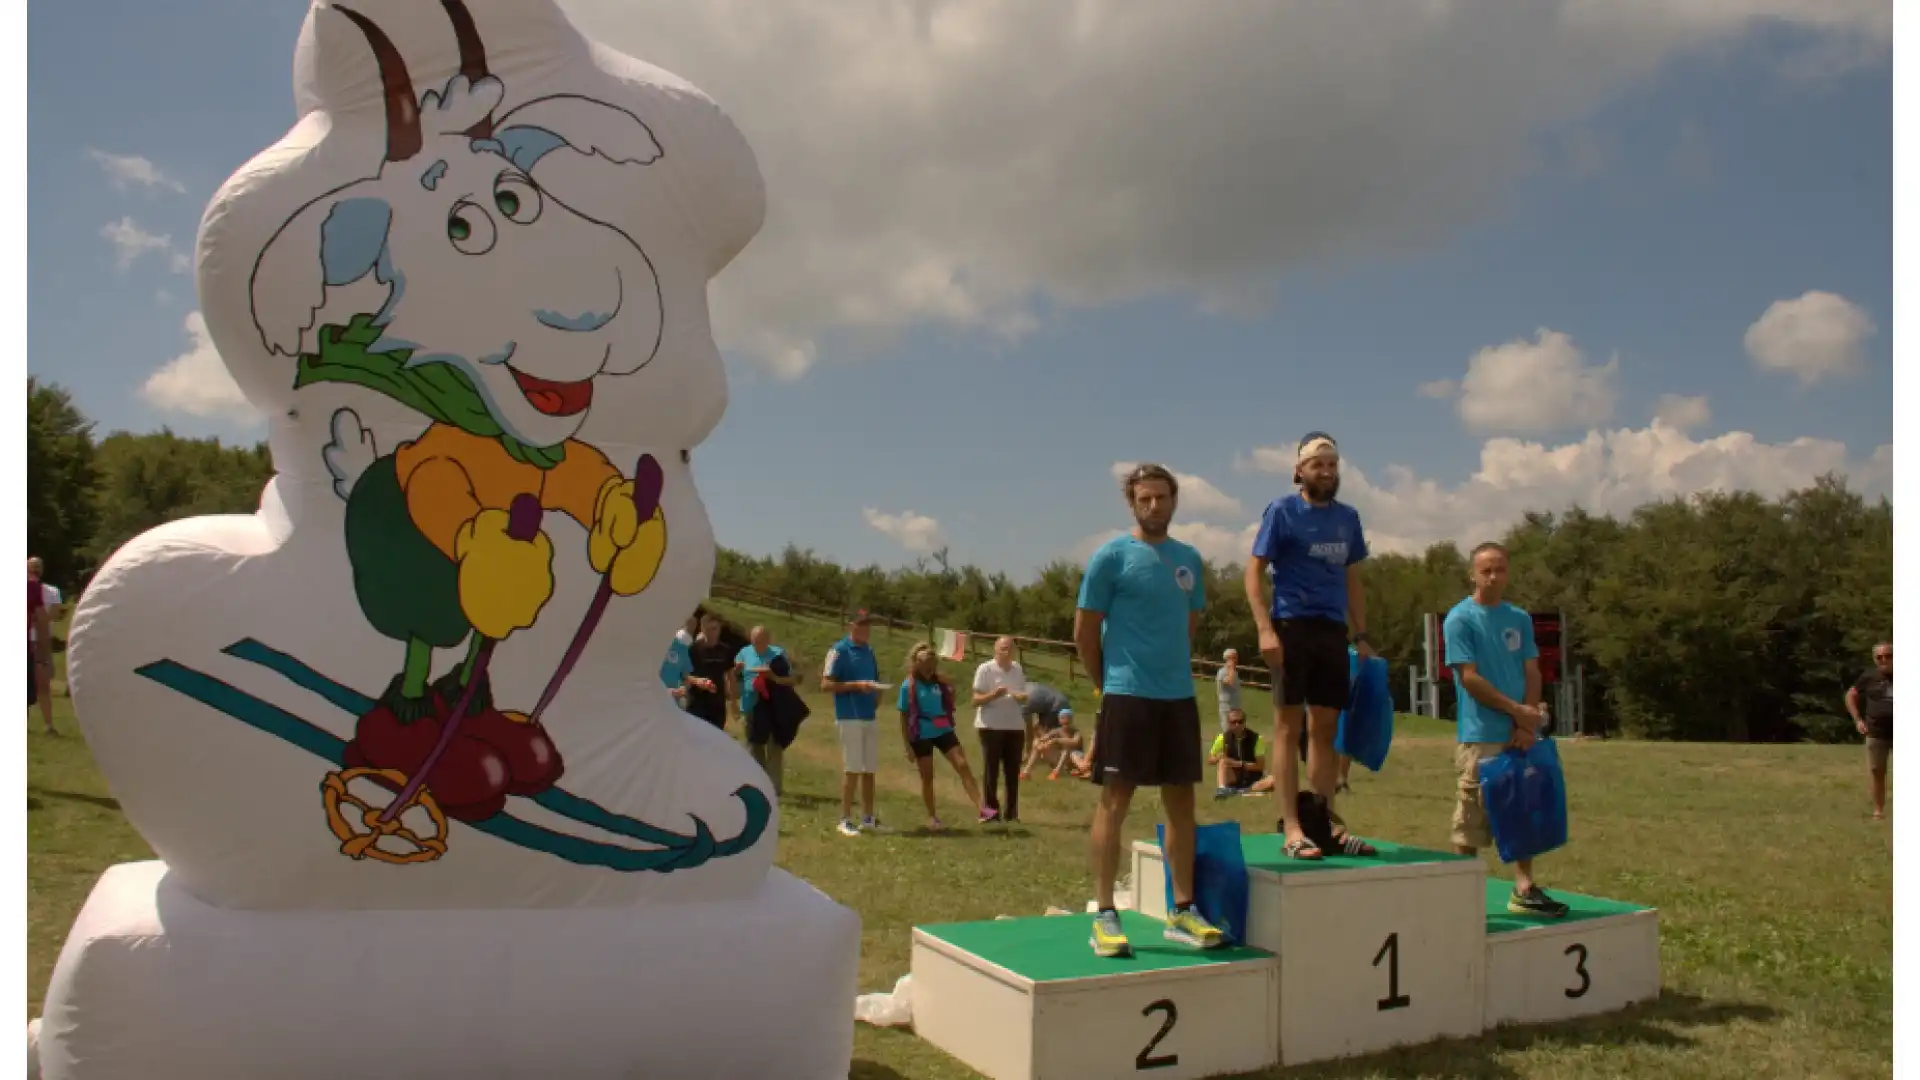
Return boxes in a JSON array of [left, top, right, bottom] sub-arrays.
[[1450, 741, 1508, 851]]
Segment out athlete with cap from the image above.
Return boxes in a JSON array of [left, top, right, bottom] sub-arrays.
[[1244, 432, 1379, 860]]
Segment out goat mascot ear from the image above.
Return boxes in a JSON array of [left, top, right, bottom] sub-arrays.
[[45, 3, 855, 1079]]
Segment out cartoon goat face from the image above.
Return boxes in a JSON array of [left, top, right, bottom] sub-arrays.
[[250, 1, 667, 451]]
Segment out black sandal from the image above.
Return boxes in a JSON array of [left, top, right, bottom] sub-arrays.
[[1329, 829, 1377, 856]]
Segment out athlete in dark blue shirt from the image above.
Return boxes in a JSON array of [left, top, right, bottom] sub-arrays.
[[1244, 432, 1378, 862]]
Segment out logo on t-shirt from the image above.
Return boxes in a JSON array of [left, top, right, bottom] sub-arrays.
[[1503, 627, 1523, 652], [1173, 565, 1195, 593], [1307, 540, 1348, 565]]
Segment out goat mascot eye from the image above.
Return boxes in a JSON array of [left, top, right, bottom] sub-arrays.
[[446, 199, 498, 255], [494, 174, 542, 225]]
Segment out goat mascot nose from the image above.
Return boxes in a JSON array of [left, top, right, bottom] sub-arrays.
[[37, 3, 861, 1078]]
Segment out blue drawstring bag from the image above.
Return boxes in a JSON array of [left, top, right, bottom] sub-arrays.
[[1335, 650, 1394, 772], [1157, 820, 1250, 944], [1476, 737, 1570, 864]]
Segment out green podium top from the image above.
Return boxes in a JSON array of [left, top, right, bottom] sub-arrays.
[[916, 910, 1273, 984], [1484, 879, 1653, 934], [1237, 833, 1476, 876]]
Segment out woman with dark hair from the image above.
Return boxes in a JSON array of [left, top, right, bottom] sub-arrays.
[[898, 642, 993, 831]]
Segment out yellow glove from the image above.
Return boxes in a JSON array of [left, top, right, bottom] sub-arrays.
[[454, 509, 556, 640], [588, 476, 668, 597]]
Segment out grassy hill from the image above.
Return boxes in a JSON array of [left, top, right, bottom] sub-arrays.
[[26, 604, 1893, 1078]]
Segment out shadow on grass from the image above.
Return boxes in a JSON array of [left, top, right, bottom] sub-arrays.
[[848, 1060, 909, 1080], [781, 793, 838, 810], [28, 787, 120, 812], [1270, 990, 1779, 1079]]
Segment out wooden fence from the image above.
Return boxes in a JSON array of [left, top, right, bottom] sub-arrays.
[[705, 581, 1274, 693]]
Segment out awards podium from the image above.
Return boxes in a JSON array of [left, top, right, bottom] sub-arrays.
[[911, 831, 1659, 1077]]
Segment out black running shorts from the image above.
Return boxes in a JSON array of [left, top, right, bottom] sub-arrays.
[[1090, 694, 1202, 787], [1279, 617, 1351, 711]]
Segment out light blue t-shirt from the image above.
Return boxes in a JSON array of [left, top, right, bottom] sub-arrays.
[[897, 678, 955, 742], [1443, 597, 1537, 744], [1251, 493, 1368, 623], [734, 644, 786, 715], [659, 636, 692, 692], [824, 636, 881, 721], [1076, 534, 1206, 700]]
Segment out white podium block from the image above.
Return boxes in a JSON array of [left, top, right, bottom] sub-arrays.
[[1131, 834, 1486, 1065], [1483, 880, 1660, 1029], [911, 911, 1279, 1080]]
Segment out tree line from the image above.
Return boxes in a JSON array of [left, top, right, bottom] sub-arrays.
[[29, 378, 1891, 743]]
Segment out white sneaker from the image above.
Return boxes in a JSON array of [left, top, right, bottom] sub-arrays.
[[861, 816, 885, 832], [837, 819, 860, 836]]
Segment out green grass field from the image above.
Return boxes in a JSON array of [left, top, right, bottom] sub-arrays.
[[27, 604, 1893, 1078]]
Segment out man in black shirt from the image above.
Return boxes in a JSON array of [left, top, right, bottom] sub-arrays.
[[1846, 641, 1893, 820], [684, 613, 737, 731]]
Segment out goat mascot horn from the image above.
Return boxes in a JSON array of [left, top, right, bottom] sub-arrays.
[[331, 0, 494, 161]]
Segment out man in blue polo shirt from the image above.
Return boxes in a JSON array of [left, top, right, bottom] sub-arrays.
[[1444, 542, 1569, 918], [1078, 462, 1226, 959], [821, 610, 885, 835], [1244, 431, 1378, 861]]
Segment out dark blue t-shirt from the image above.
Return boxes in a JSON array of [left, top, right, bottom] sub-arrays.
[[1251, 493, 1368, 623]]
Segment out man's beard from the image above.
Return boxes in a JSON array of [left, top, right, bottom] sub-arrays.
[[1303, 476, 1341, 502], [1135, 512, 1171, 538]]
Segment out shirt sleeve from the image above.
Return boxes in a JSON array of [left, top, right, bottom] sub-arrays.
[[1347, 507, 1369, 565], [1519, 614, 1539, 662], [1077, 544, 1118, 613], [1254, 735, 1267, 757], [1251, 499, 1286, 563], [1209, 733, 1226, 756], [823, 648, 842, 680], [973, 663, 994, 693], [896, 683, 911, 713], [1443, 609, 1476, 668], [1186, 549, 1206, 611]]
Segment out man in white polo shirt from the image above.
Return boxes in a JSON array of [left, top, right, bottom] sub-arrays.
[[971, 636, 1029, 823]]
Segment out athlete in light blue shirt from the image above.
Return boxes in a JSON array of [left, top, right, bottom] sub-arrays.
[[659, 633, 693, 710], [821, 610, 885, 835], [1077, 462, 1225, 961], [1443, 541, 1568, 919]]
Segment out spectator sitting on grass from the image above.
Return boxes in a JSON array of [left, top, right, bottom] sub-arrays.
[[1210, 708, 1275, 798], [1029, 707, 1086, 778]]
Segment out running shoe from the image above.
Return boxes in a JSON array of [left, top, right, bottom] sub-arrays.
[[978, 806, 1000, 824], [1090, 909, 1131, 958], [1164, 906, 1228, 949], [836, 819, 860, 837], [1508, 884, 1570, 918], [860, 815, 884, 832]]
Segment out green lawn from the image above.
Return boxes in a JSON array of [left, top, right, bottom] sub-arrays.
[[27, 605, 1893, 1078]]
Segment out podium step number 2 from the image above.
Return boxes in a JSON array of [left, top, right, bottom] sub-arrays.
[[910, 911, 1280, 1080]]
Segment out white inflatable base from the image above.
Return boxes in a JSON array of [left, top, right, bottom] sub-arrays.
[[35, 860, 861, 1080]]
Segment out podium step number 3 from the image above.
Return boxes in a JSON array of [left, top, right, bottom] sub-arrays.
[[911, 911, 1281, 1080], [1483, 881, 1661, 1030]]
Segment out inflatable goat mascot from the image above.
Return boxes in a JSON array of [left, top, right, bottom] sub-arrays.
[[36, 4, 860, 1077]]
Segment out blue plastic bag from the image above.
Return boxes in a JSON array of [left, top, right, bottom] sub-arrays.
[[1334, 650, 1394, 772], [1476, 737, 1570, 864], [1157, 820, 1250, 944]]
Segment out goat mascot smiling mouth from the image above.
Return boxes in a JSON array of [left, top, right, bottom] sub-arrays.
[[244, 0, 678, 831]]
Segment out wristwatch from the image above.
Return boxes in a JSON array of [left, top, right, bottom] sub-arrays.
[[1352, 632, 1371, 646]]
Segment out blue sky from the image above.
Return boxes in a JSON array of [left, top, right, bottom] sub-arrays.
[[29, 1, 1892, 578]]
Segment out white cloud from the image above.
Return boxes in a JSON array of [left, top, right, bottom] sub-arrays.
[[1651, 393, 1711, 431], [863, 507, 947, 554], [1242, 424, 1890, 555], [557, 0, 1885, 378], [1743, 290, 1875, 386], [1108, 462, 1244, 521], [87, 149, 186, 194], [1418, 378, 1458, 400], [169, 251, 192, 275], [100, 217, 173, 272], [1453, 328, 1620, 434], [140, 312, 258, 423]]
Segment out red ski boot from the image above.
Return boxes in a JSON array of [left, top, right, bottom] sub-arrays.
[[434, 670, 565, 797], [342, 677, 511, 822]]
